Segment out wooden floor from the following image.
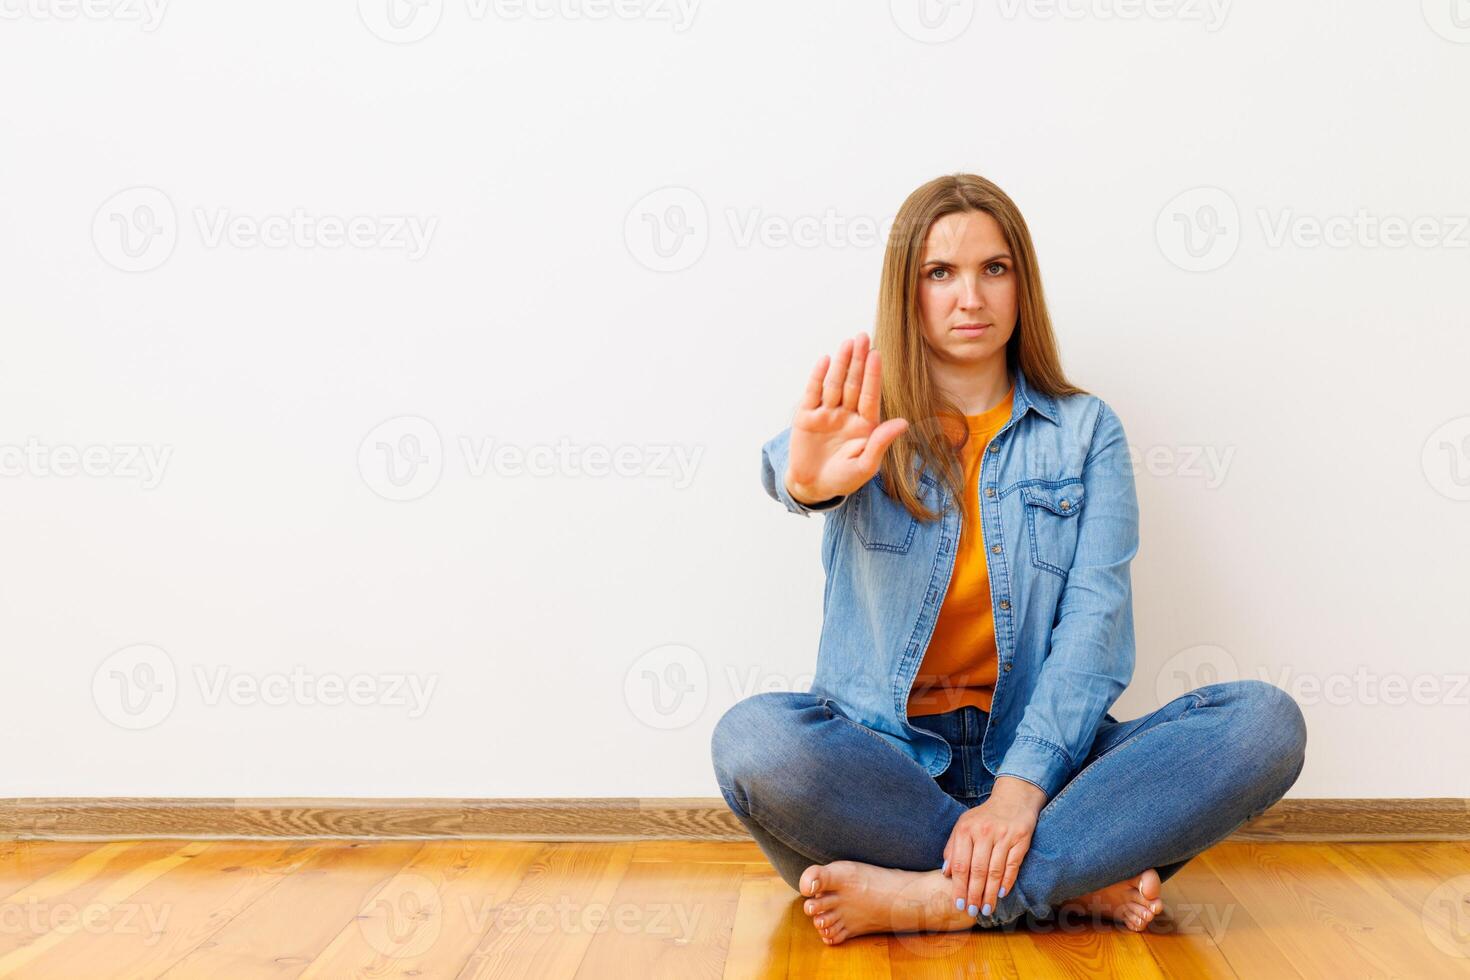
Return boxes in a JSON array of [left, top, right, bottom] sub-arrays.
[[0, 838, 1467, 978]]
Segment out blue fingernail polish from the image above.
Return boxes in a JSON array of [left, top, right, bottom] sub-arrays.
[[998, 886, 1007, 898], [955, 897, 964, 910], [982, 903, 992, 916], [967, 904, 977, 916], [941, 859, 948, 872]]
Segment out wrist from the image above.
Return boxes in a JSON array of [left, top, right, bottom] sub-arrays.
[[785, 474, 831, 507], [992, 775, 1048, 811]]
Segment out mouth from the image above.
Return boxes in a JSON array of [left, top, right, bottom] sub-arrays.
[[953, 323, 990, 334]]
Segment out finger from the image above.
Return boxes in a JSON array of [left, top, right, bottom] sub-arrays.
[[798, 355, 830, 412], [949, 835, 973, 911], [856, 348, 884, 424], [858, 417, 909, 474], [841, 333, 868, 413], [966, 838, 994, 916], [999, 839, 1027, 902], [981, 839, 1012, 915], [822, 338, 853, 408]]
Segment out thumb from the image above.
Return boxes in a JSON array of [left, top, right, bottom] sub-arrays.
[[858, 417, 909, 474]]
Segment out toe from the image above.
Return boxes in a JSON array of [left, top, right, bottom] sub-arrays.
[[1124, 902, 1154, 931], [800, 865, 824, 898], [803, 895, 837, 917]]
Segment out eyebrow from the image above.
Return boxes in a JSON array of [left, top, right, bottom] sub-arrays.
[[920, 253, 1012, 266]]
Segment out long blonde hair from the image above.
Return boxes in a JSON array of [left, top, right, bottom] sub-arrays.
[[876, 173, 1088, 522]]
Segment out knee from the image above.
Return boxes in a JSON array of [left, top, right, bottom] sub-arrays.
[[710, 692, 825, 807], [710, 693, 789, 790], [1222, 679, 1307, 791]]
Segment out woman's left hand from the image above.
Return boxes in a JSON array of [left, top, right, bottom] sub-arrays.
[[942, 775, 1048, 918]]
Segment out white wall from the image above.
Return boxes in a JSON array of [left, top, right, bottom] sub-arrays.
[[2, 1, 1466, 799]]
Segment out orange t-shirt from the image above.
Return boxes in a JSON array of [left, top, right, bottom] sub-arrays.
[[906, 384, 1015, 718]]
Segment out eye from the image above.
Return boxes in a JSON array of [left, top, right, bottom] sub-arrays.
[[986, 261, 1007, 276], [927, 267, 950, 280]]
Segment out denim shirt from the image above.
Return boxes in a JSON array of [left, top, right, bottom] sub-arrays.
[[760, 364, 1140, 802]]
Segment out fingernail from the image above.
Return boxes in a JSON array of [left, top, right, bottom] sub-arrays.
[[998, 886, 1007, 898], [955, 898, 965, 911], [941, 859, 948, 873], [981, 903, 991, 916], [967, 904, 978, 916]]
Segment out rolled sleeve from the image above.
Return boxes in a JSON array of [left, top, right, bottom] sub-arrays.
[[760, 426, 849, 517], [997, 401, 1139, 803]]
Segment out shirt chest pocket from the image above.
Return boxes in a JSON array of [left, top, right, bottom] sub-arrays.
[[1021, 482, 1085, 577], [847, 473, 932, 554]]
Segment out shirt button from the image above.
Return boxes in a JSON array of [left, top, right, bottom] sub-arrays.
[[985, 487, 995, 498], [999, 599, 1010, 610], [1060, 499, 1070, 510], [1003, 663, 1012, 672], [990, 544, 1001, 554], [988, 443, 1000, 453]]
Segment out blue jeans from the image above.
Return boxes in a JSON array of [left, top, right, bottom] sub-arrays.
[[711, 679, 1306, 928]]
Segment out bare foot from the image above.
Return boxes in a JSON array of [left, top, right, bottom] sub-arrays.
[[1056, 868, 1164, 932], [798, 860, 977, 945]]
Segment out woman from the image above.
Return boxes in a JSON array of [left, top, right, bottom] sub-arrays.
[[710, 174, 1306, 945]]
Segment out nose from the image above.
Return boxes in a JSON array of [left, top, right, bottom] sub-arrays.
[[958, 273, 984, 310]]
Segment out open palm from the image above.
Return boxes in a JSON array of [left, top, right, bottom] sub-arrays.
[[786, 332, 910, 503]]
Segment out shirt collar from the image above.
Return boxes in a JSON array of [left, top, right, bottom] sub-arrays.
[[1011, 363, 1060, 425]]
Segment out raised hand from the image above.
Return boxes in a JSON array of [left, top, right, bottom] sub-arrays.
[[784, 332, 910, 506]]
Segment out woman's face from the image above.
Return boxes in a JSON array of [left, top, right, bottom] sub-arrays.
[[916, 209, 1018, 368]]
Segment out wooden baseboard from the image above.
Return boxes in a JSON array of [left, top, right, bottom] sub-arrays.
[[1, 798, 1466, 843]]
